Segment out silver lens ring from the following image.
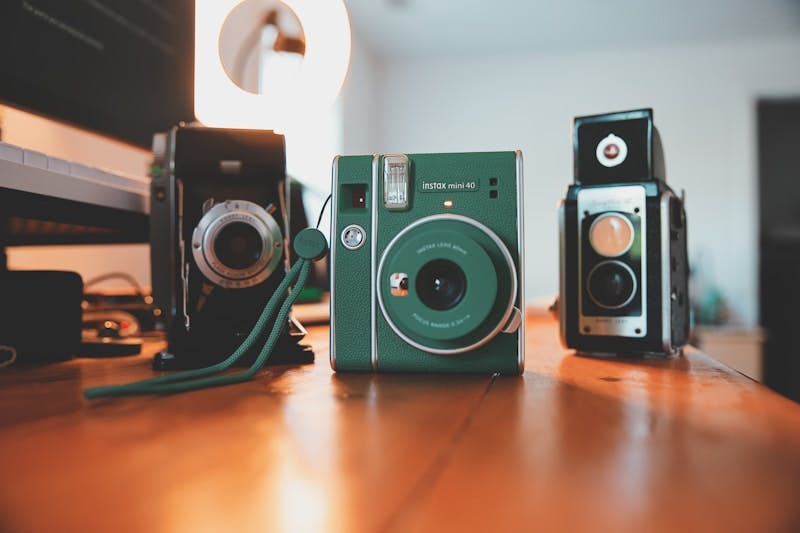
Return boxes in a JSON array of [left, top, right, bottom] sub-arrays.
[[376, 214, 518, 355], [191, 200, 283, 289]]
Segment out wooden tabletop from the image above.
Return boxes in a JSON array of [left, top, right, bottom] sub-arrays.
[[1, 316, 799, 533]]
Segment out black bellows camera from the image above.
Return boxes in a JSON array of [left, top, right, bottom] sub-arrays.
[[150, 125, 311, 369], [559, 109, 690, 356]]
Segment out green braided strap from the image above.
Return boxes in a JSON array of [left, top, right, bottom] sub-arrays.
[[84, 260, 311, 399]]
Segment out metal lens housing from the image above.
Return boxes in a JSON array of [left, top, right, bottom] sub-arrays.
[[192, 200, 283, 289], [587, 260, 637, 310], [589, 213, 634, 257]]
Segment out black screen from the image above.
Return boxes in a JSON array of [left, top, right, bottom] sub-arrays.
[[0, 0, 194, 148]]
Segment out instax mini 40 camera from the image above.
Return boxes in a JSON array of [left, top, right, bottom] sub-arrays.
[[331, 151, 525, 373]]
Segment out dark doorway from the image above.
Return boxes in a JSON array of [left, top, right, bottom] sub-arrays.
[[758, 98, 800, 403]]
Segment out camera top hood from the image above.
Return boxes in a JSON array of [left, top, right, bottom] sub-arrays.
[[573, 108, 666, 186]]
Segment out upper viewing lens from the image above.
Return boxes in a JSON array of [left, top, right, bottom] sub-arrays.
[[589, 213, 634, 257]]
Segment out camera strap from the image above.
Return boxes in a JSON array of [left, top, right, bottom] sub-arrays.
[[83, 227, 328, 399]]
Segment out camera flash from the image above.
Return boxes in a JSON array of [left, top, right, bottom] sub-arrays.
[[383, 154, 409, 210], [443, 200, 454, 208]]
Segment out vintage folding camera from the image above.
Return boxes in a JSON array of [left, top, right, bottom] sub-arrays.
[[330, 151, 525, 373], [150, 125, 310, 369], [559, 109, 690, 356]]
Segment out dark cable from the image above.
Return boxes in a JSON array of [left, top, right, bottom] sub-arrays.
[[316, 194, 333, 229], [84, 272, 146, 301]]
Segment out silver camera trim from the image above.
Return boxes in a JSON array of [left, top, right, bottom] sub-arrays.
[[191, 200, 283, 289], [329, 157, 340, 370], [577, 185, 647, 338], [376, 213, 518, 356], [660, 190, 678, 355]]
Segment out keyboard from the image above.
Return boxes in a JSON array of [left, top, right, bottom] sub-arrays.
[[0, 140, 149, 214]]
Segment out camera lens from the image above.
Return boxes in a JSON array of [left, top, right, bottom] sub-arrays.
[[596, 133, 628, 168], [416, 259, 467, 311], [213, 221, 264, 270], [587, 260, 636, 309]]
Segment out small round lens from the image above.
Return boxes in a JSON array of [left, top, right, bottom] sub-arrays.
[[589, 213, 634, 257], [604, 143, 619, 159], [213, 221, 264, 270], [587, 260, 636, 309], [596, 133, 628, 168], [416, 259, 467, 311]]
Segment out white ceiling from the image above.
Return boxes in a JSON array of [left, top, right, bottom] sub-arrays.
[[343, 0, 800, 59]]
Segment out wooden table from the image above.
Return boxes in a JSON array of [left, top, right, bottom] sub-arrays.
[[1, 317, 799, 533]]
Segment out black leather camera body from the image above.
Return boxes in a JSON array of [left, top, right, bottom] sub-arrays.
[[150, 125, 310, 369], [559, 109, 690, 356]]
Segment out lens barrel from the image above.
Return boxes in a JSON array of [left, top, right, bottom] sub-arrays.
[[214, 221, 265, 270], [416, 259, 467, 311], [191, 200, 283, 289], [587, 260, 637, 309]]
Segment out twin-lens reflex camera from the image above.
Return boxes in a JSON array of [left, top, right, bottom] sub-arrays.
[[559, 109, 690, 356]]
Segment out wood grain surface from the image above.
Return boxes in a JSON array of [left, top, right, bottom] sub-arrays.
[[0, 316, 798, 533]]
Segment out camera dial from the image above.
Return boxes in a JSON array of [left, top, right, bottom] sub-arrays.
[[192, 200, 283, 289]]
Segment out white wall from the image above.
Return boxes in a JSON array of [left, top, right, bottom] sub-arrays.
[[340, 33, 380, 155], [346, 37, 800, 325]]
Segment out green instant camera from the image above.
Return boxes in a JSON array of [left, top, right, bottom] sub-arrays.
[[330, 151, 525, 374]]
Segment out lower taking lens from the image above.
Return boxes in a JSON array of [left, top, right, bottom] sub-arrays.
[[587, 260, 636, 309], [416, 259, 467, 311]]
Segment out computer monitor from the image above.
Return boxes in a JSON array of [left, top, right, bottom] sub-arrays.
[[0, 1, 195, 247], [0, 0, 194, 148]]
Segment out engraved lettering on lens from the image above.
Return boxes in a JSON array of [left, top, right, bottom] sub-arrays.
[[589, 213, 634, 257], [416, 259, 467, 311]]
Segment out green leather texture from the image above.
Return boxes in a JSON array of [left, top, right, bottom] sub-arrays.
[[293, 228, 328, 262], [332, 151, 523, 374], [331, 155, 374, 371]]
